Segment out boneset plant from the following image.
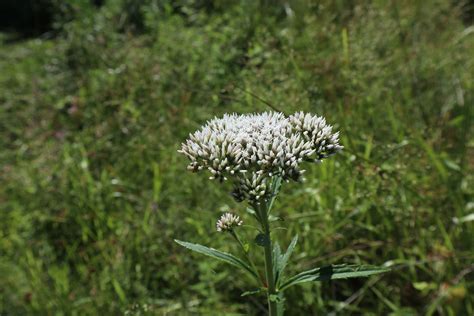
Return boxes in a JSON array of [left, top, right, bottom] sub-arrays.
[[176, 112, 389, 315]]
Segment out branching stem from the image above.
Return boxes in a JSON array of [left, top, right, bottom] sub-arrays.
[[230, 230, 263, 285]]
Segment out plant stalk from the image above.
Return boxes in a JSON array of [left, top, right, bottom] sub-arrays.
[[259, 204, 278, 316], [230, 230, 262, 285]]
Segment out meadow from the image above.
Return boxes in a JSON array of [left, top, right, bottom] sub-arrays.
[[1, 1, 473, 314]]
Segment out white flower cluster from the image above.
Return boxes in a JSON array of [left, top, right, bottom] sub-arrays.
[[216, 213, 243, 232], [180, 112, 342, 203]]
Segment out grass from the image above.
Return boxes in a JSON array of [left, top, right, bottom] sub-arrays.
[[1, 0, 473, 314]]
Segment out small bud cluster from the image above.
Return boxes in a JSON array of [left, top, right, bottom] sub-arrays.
[[216, 213, 243, 232], [232, 173, 269, 203], [179, 112, 342, 203]]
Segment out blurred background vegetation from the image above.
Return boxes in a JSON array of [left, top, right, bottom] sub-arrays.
[[1, 0, 473, 314]]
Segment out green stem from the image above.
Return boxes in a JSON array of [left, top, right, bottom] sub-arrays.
[[259, 203, 278, 316], [230, 230, 262, 285]]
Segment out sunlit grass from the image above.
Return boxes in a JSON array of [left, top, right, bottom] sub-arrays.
[[1, 1, 473, 314]]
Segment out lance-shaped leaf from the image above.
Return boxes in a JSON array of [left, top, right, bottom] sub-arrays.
[[175, 240, 259, 280], [273, 235, 298, 286], [273, 243, 282, 281], [279, 264, 390, 291], [241, 288, 265, 297]]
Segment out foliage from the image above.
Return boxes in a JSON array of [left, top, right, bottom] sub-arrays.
[[1, 0, 473, 314], [174, 240, 259, 281]]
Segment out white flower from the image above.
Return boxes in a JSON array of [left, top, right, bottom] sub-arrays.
[[288, 112, 343, 159], [179, 112, 343, 203], [216, 213, 243, 232]]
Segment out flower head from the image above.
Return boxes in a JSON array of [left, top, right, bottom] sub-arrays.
[[216, 213, 243, 232], [180, 111, 343, 203]]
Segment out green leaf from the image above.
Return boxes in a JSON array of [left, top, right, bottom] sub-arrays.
[[174, 240, 259, 280], [279, 264, 390, 291], [254, 233, 270, 247], [413, 281, 437, 292], [272, 243, 282, 281], [241, 288, 264, 297], [276, 235, 298, 285], [269, 294, 282, 302], [246, 207, 256, 216], [268, 215, 283, 222], [243, 242, 250, 253], [112, 279, 126, 303]]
